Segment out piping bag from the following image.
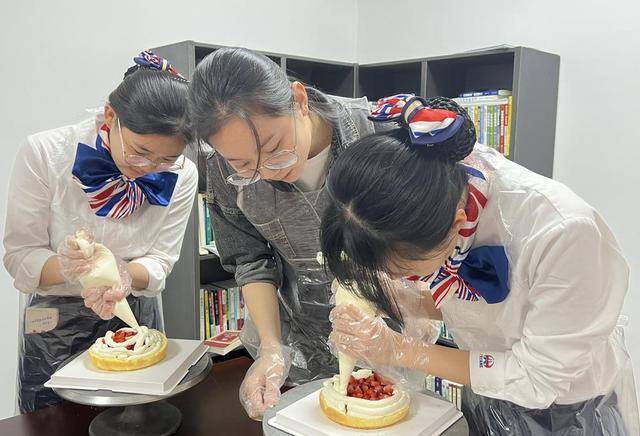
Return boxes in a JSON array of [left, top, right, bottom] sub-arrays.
[[75, 232, 140, 329], [319, 252, 376, 395], [333, 280, 376, 395]]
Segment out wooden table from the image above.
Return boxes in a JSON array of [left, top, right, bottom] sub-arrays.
[[0, 356, 262, 436]]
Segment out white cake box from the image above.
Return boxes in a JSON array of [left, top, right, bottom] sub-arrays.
[[45, 339, 207, 396]]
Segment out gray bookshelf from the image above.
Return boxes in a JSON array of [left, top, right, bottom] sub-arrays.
[[358, 47, 560, 177], [151, 41, 560, 340]]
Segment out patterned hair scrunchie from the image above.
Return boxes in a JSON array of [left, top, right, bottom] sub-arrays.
[[369, 93, 464, 145], [132, 50, 185, 80]]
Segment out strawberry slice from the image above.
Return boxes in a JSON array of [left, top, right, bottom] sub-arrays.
[[112, 329, 137, 344], [347, 384, 355, 395]]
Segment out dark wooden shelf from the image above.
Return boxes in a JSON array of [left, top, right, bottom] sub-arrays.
[[426, 51, 515, 99], [358, 61, 424, 101], [286, 58, 355, 97]]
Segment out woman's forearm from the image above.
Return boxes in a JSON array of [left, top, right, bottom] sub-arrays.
[[39, 255, 66, 287], [402, 341, 471, 386], [126, 262, 149, 290], [243, 282, 282, 347]]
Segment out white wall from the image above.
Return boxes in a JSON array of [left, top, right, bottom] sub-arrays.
[[358, 0, 640, 397], [0, 0, 357, 418], [2, 0, 638, 421]]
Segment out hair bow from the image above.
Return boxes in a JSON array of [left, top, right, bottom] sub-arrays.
[[369, 94, 464, 145], [133, 50, 185, 79]]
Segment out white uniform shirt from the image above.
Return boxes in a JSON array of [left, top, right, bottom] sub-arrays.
[[437, 145, 629, 409], [3, 115, 198, 296]]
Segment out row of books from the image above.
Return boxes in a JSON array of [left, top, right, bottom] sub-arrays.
[[453, 90, 513, 157], [425, 375, 463, 410], [197, 193, 218, 256], [199, 287, 245, 341]]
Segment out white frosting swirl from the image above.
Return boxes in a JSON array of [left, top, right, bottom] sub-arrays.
[[321, 369, 410, 419], [91, 326, 164, 360]]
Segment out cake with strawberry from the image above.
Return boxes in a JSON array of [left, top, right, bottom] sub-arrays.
[[319, 369, 410, 429], [89, 326, 167, 371]]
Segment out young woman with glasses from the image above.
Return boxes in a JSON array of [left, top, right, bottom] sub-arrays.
[[3, 51, 197, 413], [188, 47, 380, 419]]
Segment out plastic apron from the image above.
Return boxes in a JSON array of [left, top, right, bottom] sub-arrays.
[[16, 220, 164, 413], [14, 117, 165, 413], [237, 102, 374, 385], [455, 316, 639, 436], [423, 149, 640, 435], [17, 293, 161, 413]]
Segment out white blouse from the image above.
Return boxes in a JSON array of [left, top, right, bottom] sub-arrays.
[[436, 145, 629, 409], [3, 115, 197, 296]]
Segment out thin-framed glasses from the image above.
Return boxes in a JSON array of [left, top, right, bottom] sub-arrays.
[[117, 118, 185, 172], [225, 112, 299, 186]]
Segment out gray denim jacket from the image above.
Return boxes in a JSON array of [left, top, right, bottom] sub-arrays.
[[206, 96, 376, 383]]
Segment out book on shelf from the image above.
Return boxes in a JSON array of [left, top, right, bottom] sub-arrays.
[[199, 288, 205, 340], [453, 93, 512, 157], [204, 330, 243, 356], [425, 374, 463, 410], [199, 286, 245, 341], [197, 193, 218, 256], [204, 290, 211, 340], [458, 89, 512, 98]]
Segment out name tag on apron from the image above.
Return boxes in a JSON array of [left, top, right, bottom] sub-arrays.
[[25, 308, 59, 333]]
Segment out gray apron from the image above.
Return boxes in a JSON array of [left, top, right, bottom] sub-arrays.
[[208, 96, 375, 384]]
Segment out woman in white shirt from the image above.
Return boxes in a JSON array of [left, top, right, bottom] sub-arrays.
[[3, 51, 197, 413], [320, 94, 637, 434]]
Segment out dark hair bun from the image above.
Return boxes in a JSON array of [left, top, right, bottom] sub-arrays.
[[422, 96, 476, 162], [123, 65, 141, 80]]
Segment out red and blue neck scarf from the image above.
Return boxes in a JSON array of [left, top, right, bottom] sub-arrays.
[[72, 123, 178, 220], [405, 164, 510, 307]]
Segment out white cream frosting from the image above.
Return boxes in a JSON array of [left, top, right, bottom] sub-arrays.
[[91, 326, 164, 360], [321, 369, 410, 419], [76, 235, 121, 290]]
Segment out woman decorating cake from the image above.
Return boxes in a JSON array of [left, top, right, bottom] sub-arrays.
[[3, 51, 197, 413], [320, 94, 638, 434], [188, 47, 381, 419]]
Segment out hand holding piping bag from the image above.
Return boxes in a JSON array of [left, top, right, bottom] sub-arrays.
[[67, 229, 140, 327]]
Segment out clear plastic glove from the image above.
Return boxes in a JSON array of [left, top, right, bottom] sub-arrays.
[[239, 344, 293, 420], [389, 278, 442, 344], [57, 229, 96, 283], [329, 304, 432, 370], [81, 263, 132, 320]]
